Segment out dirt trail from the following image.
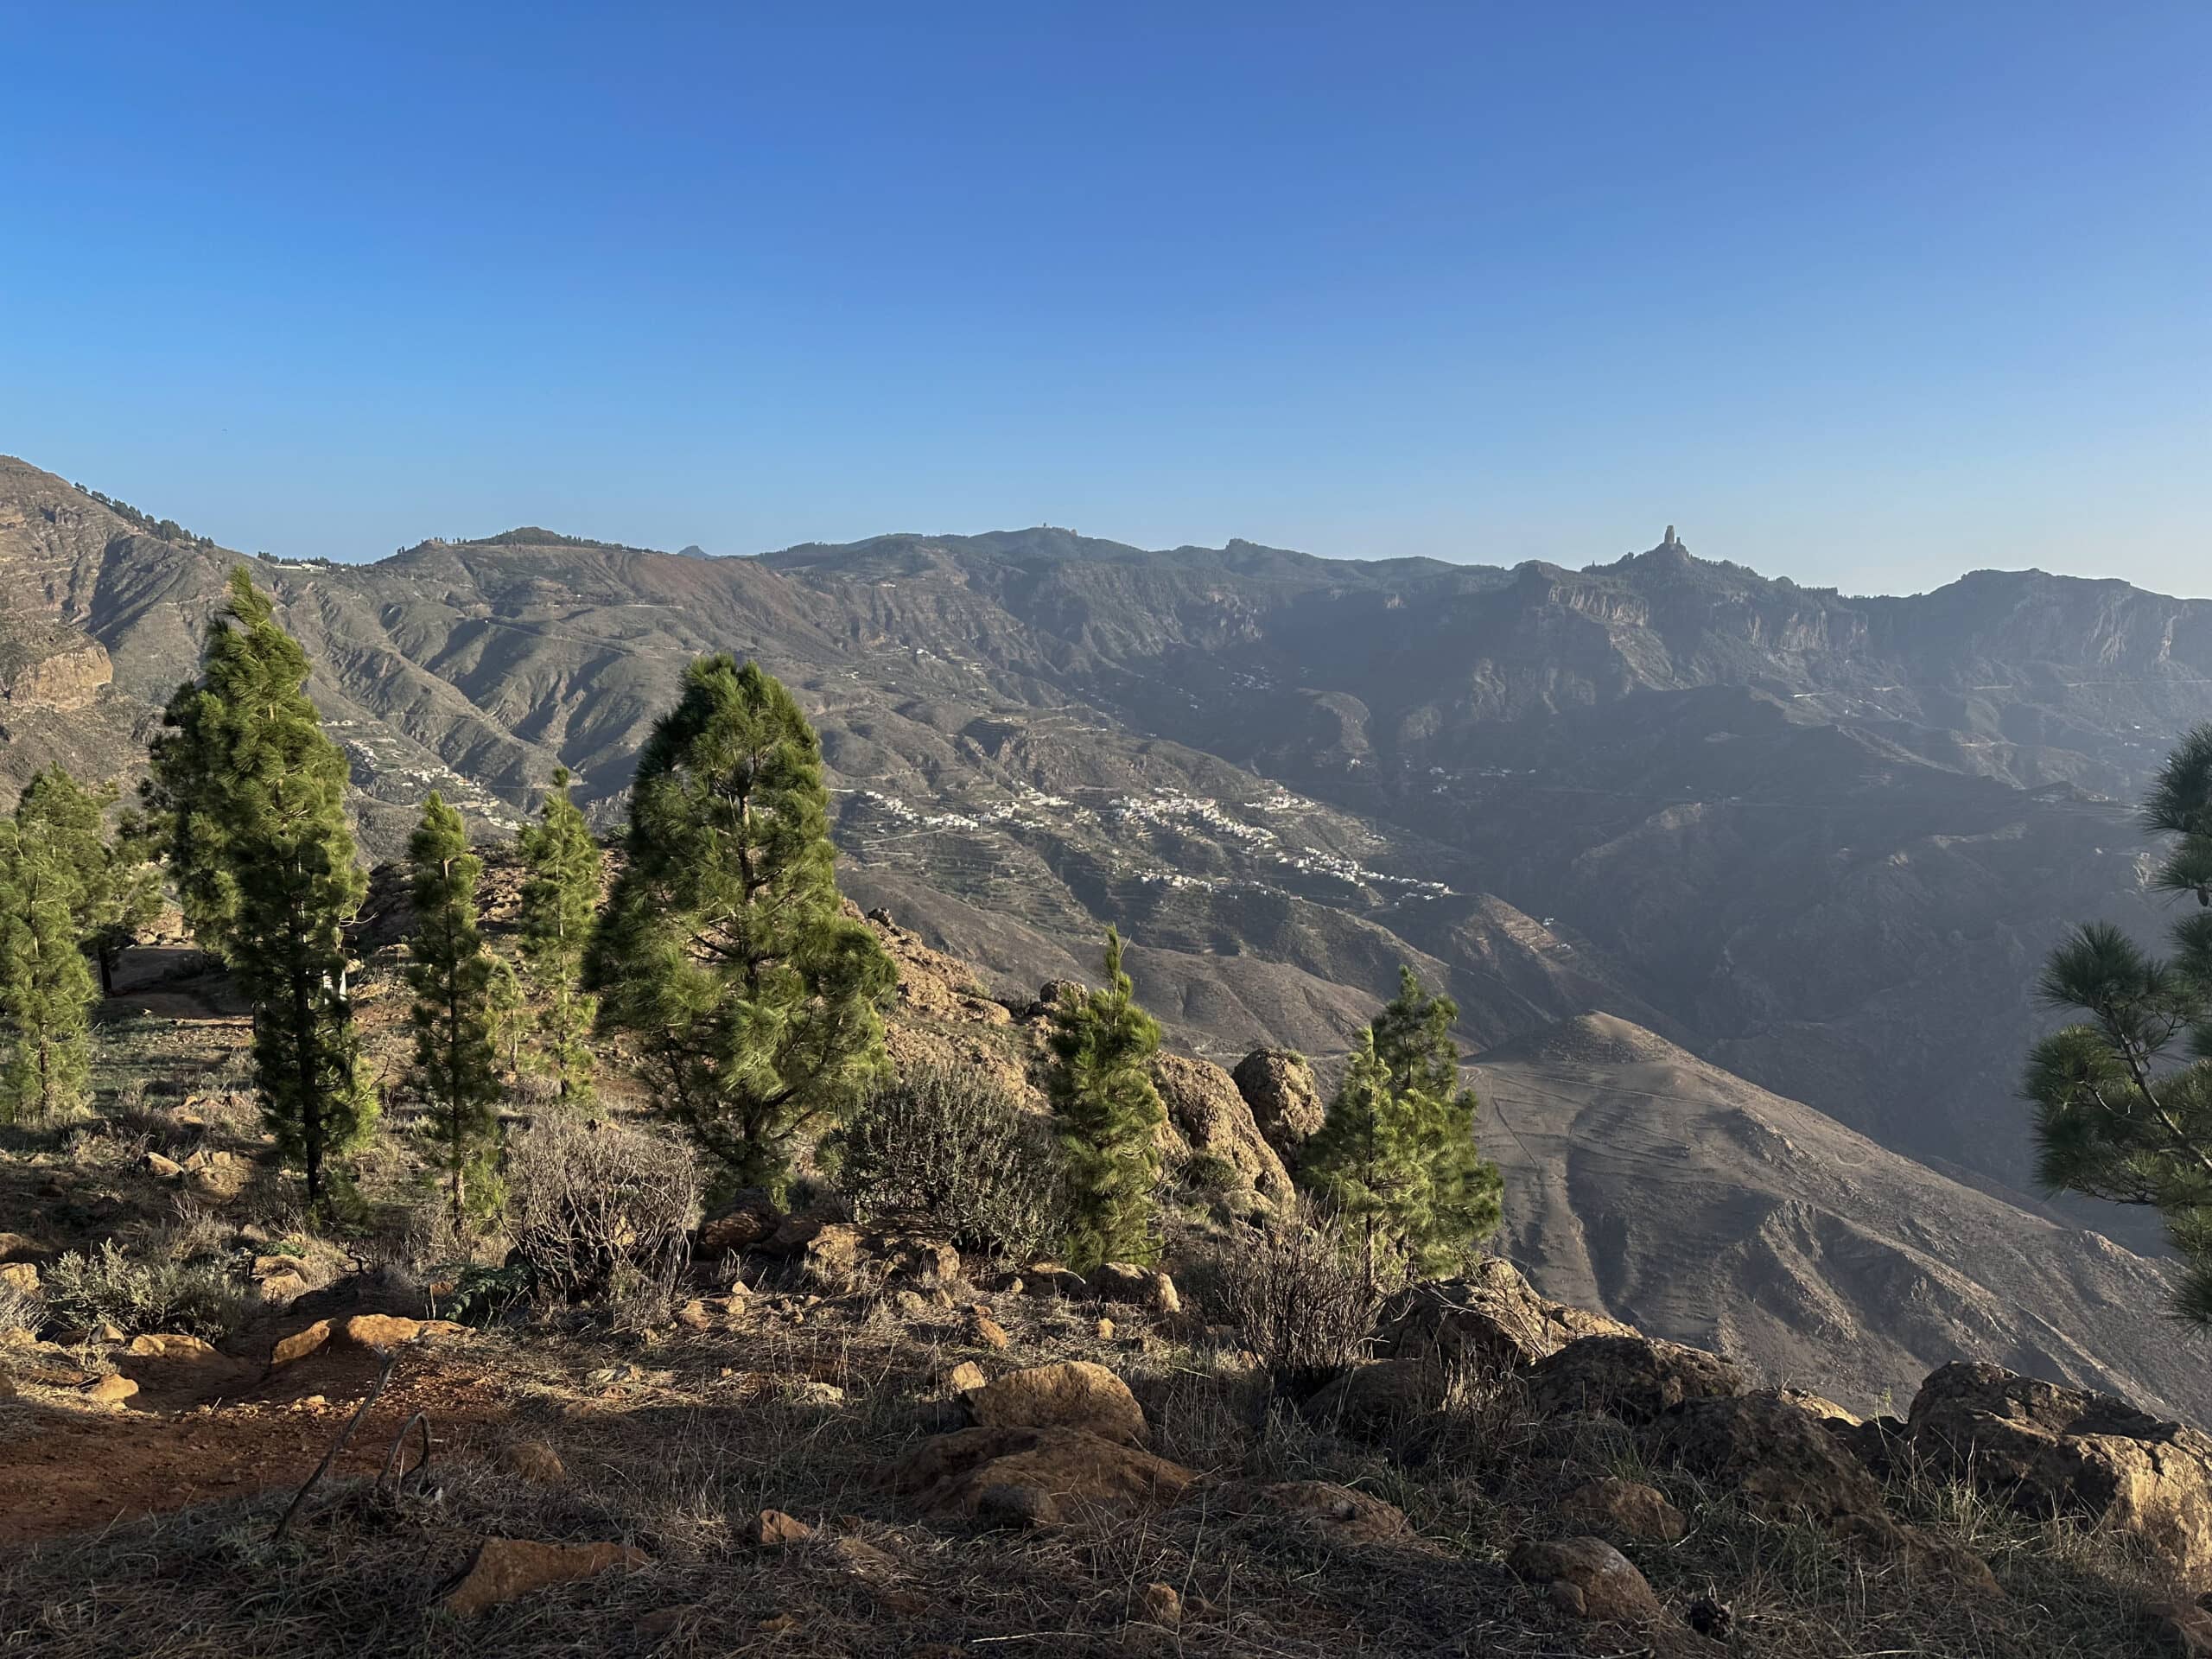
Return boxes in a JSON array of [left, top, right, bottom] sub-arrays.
[[0, 1344, 510, 1548]]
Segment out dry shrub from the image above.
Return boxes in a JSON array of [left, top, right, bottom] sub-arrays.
[[38, 1239, 249, 1339], [139, 1195, 232, 1264], [830, 1065, 1066, 1260], [0, 1273, 41, 1334], [506, 1114, 701, 1303], [1216, 1194, 1384, 1392]]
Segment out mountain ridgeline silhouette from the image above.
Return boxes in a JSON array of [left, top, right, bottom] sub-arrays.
[[7, 450, 2212, 1389]]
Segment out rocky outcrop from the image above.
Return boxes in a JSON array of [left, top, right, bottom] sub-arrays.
[[1907, 1360, 2212, 1584], [1087, 1262, 1181, 1315], [0, 626, 111, 712], [1525, 1333, 1747, 1425], [1557, 1476, 1688, 1545], [892, 1425, 1196, 1526], [801, 1225, 961, 1294], [1657, 1392, 1999, 1596], [1231, 1049, 1325, 1157], [1255, 1480, 1414, 1545], [961, 1360, 1149, 1448], [1507, 1535, 1665, 1624], [1381, 1260, 1636, 1370], [1151, 1052, 1294, 1202], [1300, 1359, 1449, 1441]]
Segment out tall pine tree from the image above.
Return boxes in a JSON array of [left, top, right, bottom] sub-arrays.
[[516, 766, 600, 1106], [147, 568, 372, 1208], [588, 657, 893, 1193], [0, 819, 99, 1125], [1301, 967, 1501, 1287], [14, 768, 160, 994], [1049, 927, 1166, 1272], [2027, 723, 2212, 1325], [1297, 1028, 1417, 1295], [405, 793, 502, 1228]]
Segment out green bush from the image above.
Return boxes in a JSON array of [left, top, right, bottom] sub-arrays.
[[832, 1065, 1066, 1261], [39, 1239, 249, 1339]]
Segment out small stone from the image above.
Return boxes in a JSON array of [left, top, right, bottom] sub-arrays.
[[270, 1319, 333, 1369], [1557, 1476, 1689, 1545], [675, 1299, 714, 1332], [1507, 1536, 1663, 1624], [967, 1312, 1010, 1351], [1139, 1582, 1182, 1625], [0, 1262, 38, 1295], [339, 1313, 422, 1351], [830, 1535, 900, 1583], [144, 1151, 184, 1180], [751, 1509, 814, 1548], [498, 1440, 567, 1485], [1096, 1318, 1116, 1341], [85, 1373, 138, 1405], [441, 1537, 647, 1616], [945, 1360, 988, 1393], [1259, 1480, 1412, 1544]]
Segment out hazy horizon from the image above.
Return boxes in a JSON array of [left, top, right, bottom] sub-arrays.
[[3, 4, 2205, 597]]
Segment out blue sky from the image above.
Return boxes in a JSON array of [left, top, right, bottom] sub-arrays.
[[2, 3, 2206, 594]]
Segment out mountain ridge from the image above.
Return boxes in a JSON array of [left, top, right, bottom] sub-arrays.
[[5, 449, 2209, 1240]]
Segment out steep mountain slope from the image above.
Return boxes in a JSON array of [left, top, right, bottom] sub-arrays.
[[1477, 1012, 2201, 1421], [5, 453, 2210, 1221]]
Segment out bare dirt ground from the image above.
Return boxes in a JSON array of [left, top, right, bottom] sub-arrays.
[[0, 1331, 509, 1547]]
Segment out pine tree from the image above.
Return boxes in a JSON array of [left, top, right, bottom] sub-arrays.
[[1298, 1028, 1416, 1294], [13, 768, 160, 994], [404, 793, 502, 1228], [1300, 967, 1501, 1288], [486, 948, 527, 1082], [588, 656, 893, 1193], [1049, 927, 1166, 1272], [516, 766, 600, 1106], [2027, 723, 2212, 1325], [0, 819, 99, 1125], [146, 568, 373, 1209]]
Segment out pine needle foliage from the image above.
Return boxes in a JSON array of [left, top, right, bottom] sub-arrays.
[[486, 948, 527, 1081], [1048, 927, 1166, 1272], [13, 768, 160, 995], [145, 568, 372, 1207], [588, 656, 893, 1196], [404, 793, 503, 1229], [516, 766, 601, 1106], [2027, 722, 2212, 1327], [1300, 966, 1502, 1291], [0, 818, 99, 1124]]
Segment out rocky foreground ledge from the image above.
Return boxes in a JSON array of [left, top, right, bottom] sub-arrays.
[[6, 1211, 2212, 1657]]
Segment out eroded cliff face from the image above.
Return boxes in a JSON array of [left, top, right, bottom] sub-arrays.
[[0, 626, 112, 711]]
